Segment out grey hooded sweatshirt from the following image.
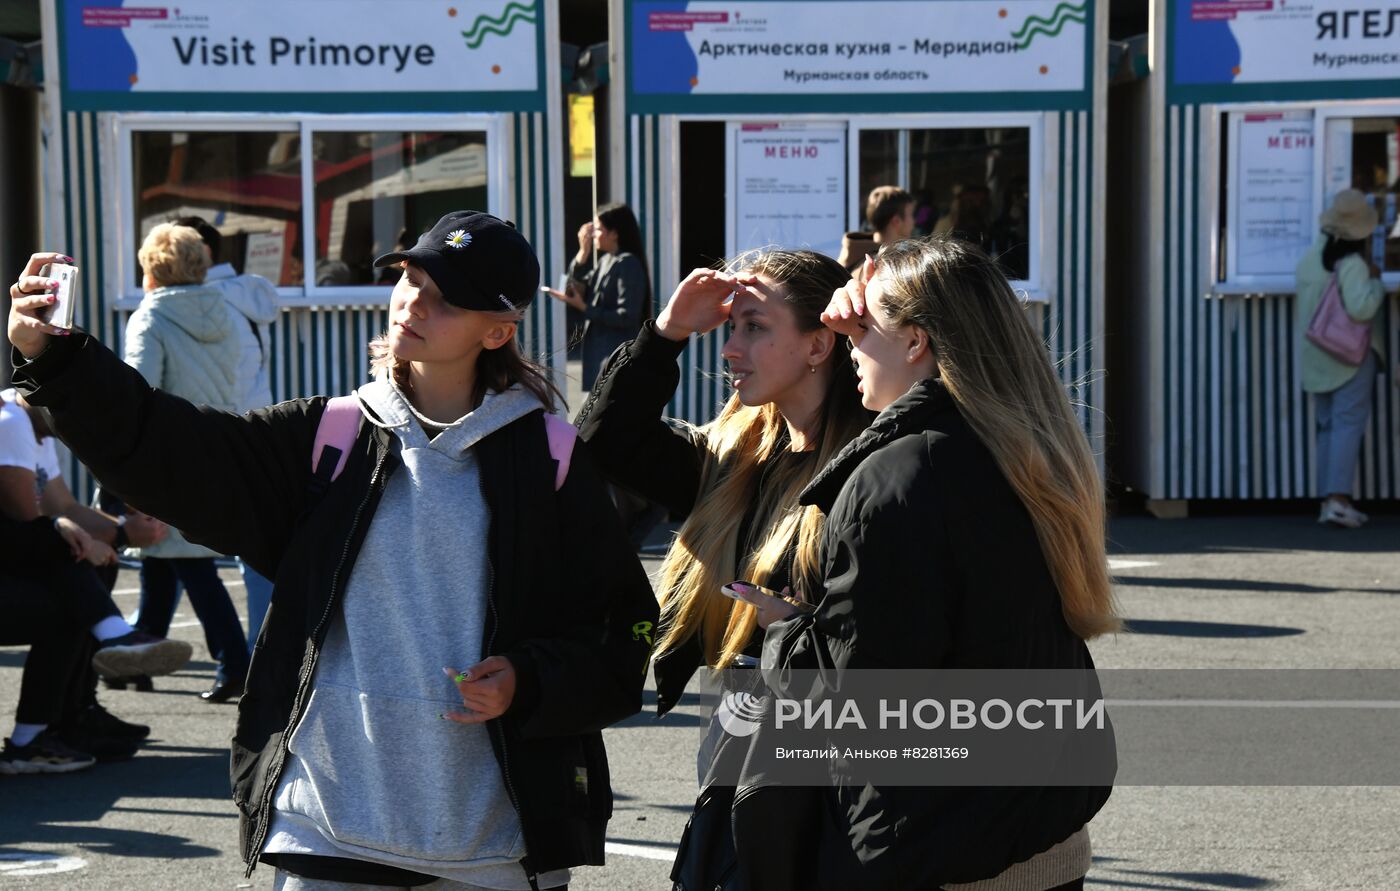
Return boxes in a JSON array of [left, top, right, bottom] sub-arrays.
[[262, 378, 570, 890]]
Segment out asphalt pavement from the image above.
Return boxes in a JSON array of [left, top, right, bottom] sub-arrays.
[[2, 512, 1398, 890]]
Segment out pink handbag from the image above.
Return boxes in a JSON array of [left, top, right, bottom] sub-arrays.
[[1305, 273, 1372, 367]]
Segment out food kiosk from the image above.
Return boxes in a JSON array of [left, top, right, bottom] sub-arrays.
[[615, 0, 1110, 438], [39, 0, 565, 493], [1120, 0, 1399, 504]]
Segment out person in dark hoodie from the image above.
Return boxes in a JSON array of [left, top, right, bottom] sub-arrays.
[[574, 249, 870, 891], [745, 239, 1119, 890], [6, 212, 657, 891]]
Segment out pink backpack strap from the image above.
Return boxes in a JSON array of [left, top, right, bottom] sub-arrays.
[[311, 394, 363, 486], [543, 413, 578, 492]]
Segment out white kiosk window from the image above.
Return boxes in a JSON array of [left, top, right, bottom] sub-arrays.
[[1218, 102, 1400, 292], [130, 126, 302, 289], [851, 116, 1042, 289], [1220, 108, 1317, 292], [1319, 107, 1400, 280], [308, 127, 490, 292], [120, 115, 503, 307]]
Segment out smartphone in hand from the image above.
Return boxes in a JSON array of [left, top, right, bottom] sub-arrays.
[[38, 263, 79, 330], [721, 580, 813, 612]]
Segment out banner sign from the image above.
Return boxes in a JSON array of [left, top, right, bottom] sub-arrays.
[[629, 0, 1089, 112], [1172, 0, 1400, 96], [61, 0, 543, 111]]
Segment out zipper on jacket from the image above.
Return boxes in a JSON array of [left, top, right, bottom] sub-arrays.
[[244, 447, 389, 877], [478, 469, 539, 891]]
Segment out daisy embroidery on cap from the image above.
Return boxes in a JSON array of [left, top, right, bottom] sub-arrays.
[[445, 229, 472, 249]]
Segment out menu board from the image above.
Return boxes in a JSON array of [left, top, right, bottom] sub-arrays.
[[731, 123, 846, 258], [1233, 112, 1315, 278], [244, 232, 287, 282]]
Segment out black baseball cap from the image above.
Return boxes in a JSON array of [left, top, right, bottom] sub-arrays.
[[373, 211, 540, 312]]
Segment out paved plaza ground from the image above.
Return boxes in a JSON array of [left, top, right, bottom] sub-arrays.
[[3, 513, 1398, 890]]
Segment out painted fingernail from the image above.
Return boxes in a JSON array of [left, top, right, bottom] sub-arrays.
[[61, 256, 74, 262], [456, 672, 470, 683]]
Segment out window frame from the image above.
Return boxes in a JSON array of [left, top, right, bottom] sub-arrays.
[[847, 112, 1047, 300], [114, 112, 506, 309], [1315, 101, 1400, 294], [1213, 99, 1400, 295], [673, 111, 1047, 300]]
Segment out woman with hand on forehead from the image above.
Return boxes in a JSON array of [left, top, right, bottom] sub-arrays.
[[574, 249, 871, 890], [762, 239, 1118, 891]]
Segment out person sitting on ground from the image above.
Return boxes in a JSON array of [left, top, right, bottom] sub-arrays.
[[0, 393, 188, 774], [0, 512, 173, 773], [838, 185, 916, 272]]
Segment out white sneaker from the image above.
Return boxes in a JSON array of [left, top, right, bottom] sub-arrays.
[[1318, 499, 1367, 528]]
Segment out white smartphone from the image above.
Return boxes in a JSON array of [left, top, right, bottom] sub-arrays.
[[38, 263, 79, 330]]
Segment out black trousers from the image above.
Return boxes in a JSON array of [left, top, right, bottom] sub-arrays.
[[137, 557, 249, 684], [0, 561, 118, 726]]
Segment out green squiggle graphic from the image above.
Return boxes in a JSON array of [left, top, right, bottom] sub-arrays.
[[461, 1, 537, 50], [1016, 12, 1086, 48], [1011, 0, 1087, 39]]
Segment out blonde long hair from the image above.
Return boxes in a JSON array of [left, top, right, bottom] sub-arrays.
[[877, 237, 1119, 639], [654, 250, 869, 668]]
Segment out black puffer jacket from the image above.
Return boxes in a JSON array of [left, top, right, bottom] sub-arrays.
[[576, 322, 829, 891], [765, 378, 1114, 889], [12, 333, 659, 887], [577, 321, 808, 714]]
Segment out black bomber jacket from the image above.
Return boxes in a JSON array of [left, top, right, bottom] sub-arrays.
[[760, 378, 1115, 889]]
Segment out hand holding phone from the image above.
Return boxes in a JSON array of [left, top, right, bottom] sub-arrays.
[[721, 580, 813, 629], [38, 263, 78, 330]]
